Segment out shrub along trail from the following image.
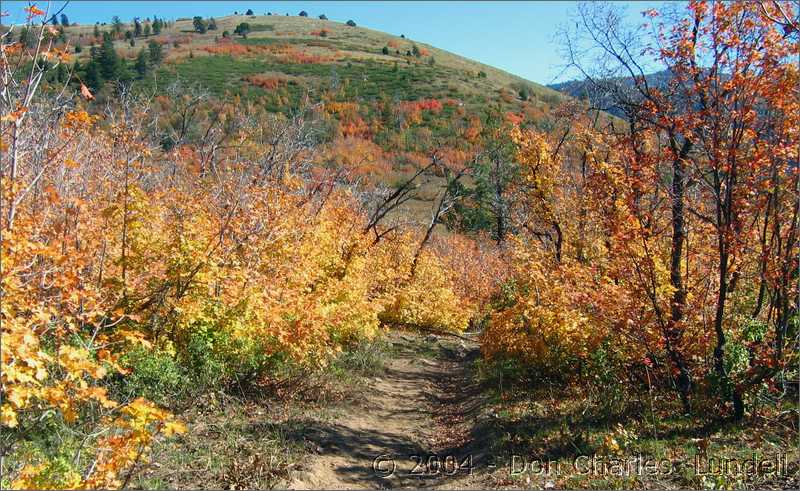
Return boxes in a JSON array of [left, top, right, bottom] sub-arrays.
[[289, 331, 483, 490]]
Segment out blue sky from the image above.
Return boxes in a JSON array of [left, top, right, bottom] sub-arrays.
[[2, 1, 666, 84]]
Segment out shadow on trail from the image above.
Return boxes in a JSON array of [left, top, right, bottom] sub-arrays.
[[262, 334, 489, 488], [269, 419, 433, 488]]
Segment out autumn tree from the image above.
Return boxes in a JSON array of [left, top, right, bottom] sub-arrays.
[[557, 0, 799, 418]]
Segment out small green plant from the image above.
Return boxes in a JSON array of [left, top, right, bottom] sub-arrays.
[[332, 338, 390, 376], [113, 347, 187, 406]]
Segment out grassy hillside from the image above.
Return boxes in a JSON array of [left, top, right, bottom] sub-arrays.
[[65, 13, 565, 115]]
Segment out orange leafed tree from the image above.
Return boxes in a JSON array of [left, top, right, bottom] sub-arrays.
[[486, 0, 798, 419]]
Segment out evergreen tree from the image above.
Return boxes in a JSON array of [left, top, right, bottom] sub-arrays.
[[54, 63, 68, 84], [207, 18, 217, 30], [83, 57, 103, 90], [134, 19, 142, 37], [152, 18, 162, 35], [98, 32, 123, 80], [134, 48, 148, 77], [50, 15, 59, 25], [60, 14, 69, 26], [144, 24, 151, 36], [148, 39, 163, 65], [234, 22, 251, 37], [192, 16, 207, 34], [93, 24, 100, 38], [112, 16, 123, 37], [19, 27, 37, 48]]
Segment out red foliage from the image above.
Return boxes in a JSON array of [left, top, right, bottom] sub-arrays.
[[244, 74, 285, 90], [504, 111, 524, 125]]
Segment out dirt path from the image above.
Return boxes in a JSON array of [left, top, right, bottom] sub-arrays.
[[288, 332, 481, 489]]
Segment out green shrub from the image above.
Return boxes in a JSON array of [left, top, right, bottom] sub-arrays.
[[177, 308, 272, 390], [115, 347, 187, 406]]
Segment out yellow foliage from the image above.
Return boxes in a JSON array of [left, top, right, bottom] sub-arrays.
[[376, 237, 474, 333], [1, 60, 487, 488]]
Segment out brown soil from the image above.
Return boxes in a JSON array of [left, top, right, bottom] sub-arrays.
[[288, 332, 486, 489]]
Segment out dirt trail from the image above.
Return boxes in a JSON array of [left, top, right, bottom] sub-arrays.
[[288, 333, 481, 489]]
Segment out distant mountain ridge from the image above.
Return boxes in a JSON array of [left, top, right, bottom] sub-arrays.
[[547, 70, 674, 118]]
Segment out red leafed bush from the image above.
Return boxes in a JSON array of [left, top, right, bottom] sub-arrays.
[[244, 74, 285, 90]]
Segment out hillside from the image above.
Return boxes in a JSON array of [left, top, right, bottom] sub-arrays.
[[64, 13, 565, 114], [55, 13, 576, 226]]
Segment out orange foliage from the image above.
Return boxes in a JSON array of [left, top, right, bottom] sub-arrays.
[[483, 1, 799, 419], [244, 73, 286, 90], [322, 137, 392, 183], [397, 99, 443, 127], [431, 234, 510, 315], [504, 111, 524, 125], [204, 40, 250, 56]]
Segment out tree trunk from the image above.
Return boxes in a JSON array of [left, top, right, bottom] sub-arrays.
[[667, 138, 693, 414], [713, 202, 744, 420]]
